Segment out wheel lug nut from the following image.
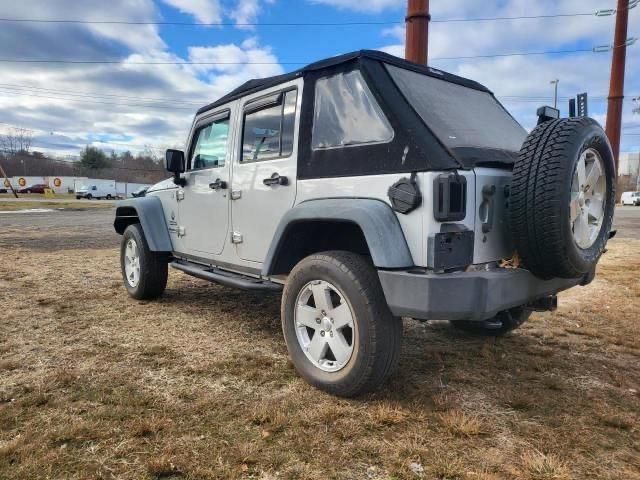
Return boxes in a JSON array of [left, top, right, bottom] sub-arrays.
[[320, 331, 325, 337], [330, 332, 333, 337], [315, 318, 321, 324]]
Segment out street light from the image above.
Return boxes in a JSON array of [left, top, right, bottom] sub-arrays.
[[550, 79, 560, 109]]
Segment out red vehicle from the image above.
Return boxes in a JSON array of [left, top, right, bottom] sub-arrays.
[[18, 184, 48, 194]]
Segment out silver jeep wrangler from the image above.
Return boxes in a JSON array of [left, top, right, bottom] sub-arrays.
[[114, 50, 615, 397]]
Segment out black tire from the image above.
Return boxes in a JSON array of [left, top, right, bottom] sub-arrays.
[[75, 196, 81, 200], [451, 307, 531, 336], [281, 251, 402, 397], [510, 117, 615, 279], [86, 194, 92, 200], [120, 223, 168, 300], [106, 194, 112, 200]]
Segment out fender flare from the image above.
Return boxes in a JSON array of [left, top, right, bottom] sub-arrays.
[[114, 197, 172, 252], [262, 198, 414, 276]]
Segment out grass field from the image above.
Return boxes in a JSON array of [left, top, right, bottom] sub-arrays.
[[0, 237, 638, 479]]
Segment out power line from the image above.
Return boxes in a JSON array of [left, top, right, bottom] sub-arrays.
[[0, 46, 618, 66], [0, 82, 203, 105], [0, 11, 605, 27], [0, 88, 195, 110], [3, 82, 639, 106]]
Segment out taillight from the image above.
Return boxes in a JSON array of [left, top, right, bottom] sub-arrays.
[[433, 172, 466, 221]]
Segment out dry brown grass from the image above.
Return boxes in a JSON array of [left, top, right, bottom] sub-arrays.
[[1, 235, 639, 479], [0, 200, 113, 211], [520, 451, 570, 480], [438, 410, 486, 437]]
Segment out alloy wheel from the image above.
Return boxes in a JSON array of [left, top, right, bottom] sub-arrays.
[[294, 280, 356, 372], [124, 239, 141, 287], [570, 148, 607, 249]]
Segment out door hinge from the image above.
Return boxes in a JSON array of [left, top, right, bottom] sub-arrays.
[[230, 190, 242, 200], [231, 231, 243, 244], [177, 190, 185, 201]]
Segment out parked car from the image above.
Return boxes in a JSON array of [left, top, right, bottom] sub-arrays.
[[131, 186, 148, 198], [113, 50, 615, 397], [76, 183, 116, 200], [621, 191, 640, 206], [0, 188, 7, 194], [18, 184, 48, 194]]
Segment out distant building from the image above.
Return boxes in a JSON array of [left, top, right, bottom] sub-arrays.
[[619, 152, 640, 177]]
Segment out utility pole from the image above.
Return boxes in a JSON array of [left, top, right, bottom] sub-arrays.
[[605, 0, 630, 174], [0, 163, 18, 198], [550, 79, 559, 109], [405, 0, 430, 65]]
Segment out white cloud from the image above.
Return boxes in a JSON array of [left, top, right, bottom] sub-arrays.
[[0, 0, 285, 156], [309, 0, 402, 13], [161, 0, 222, 24], [227, 0, 275, 29]]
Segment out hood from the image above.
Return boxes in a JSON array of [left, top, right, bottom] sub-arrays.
[[147, 177, 176, 193]]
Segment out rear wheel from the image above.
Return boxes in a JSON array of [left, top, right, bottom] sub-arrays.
[[106, 194, 112, 200], [281, 251, 402, 397], [451, 307, 531, 336], [120, 223, 168, 300]]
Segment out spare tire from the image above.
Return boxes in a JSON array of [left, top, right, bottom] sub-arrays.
[[510, 117, 615, 279]]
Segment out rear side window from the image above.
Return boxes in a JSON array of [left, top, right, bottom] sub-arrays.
[[242, 89, 298, 162], [312, 70, 393, 149], [190, 115, 230, 170]]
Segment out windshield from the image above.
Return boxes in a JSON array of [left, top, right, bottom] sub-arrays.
[[385, 64, 527, 158]]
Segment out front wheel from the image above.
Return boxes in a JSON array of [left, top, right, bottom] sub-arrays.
[[281, 251, 402, 397], [450, 306, 531, 336], [120, 223, 168, 300]]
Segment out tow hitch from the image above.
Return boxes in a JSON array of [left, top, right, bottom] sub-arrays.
[[526, 295, 558, 312]]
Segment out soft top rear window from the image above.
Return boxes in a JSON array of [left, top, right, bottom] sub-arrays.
[[385, 64, 526, 158]]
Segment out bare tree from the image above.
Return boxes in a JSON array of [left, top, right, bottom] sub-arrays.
[[0, 127, 33, 156]]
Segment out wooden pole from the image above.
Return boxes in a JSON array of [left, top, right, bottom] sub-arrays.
[[405, 0, 430, 65], [605, 0, 630, 174], [0, 163, 18, 198]]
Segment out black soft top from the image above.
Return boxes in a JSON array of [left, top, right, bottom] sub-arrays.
[[197, 50, 490, 115], [196, 49, 526, 177]]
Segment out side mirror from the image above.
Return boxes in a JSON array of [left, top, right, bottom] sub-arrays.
[[166, 149, 186, 186], [166, 149, 185, 173]]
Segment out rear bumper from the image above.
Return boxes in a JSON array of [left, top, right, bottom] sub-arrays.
[[378, 267, 581, 321]]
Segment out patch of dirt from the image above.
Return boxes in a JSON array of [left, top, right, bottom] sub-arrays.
[[0, 239, 638, 479]]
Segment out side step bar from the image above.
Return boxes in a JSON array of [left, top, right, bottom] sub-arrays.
[[170, 261, 282, 292]]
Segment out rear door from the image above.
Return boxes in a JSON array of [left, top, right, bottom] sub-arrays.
[[230, 79, 302, 264], [177, 107, 235, 257]]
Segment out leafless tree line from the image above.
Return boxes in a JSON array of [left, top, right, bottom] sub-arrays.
[[0, 128, 166, 184]]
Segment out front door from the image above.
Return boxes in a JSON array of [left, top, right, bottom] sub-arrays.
[[177, 107, 234, 257], [231, 80, 302, 264]]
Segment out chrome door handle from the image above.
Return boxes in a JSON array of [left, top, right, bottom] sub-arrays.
[[209, 178, 227, 190], [263, 172, 289, 187]]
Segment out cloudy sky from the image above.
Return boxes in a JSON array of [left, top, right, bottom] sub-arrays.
[[0, 0, 638, 158]]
